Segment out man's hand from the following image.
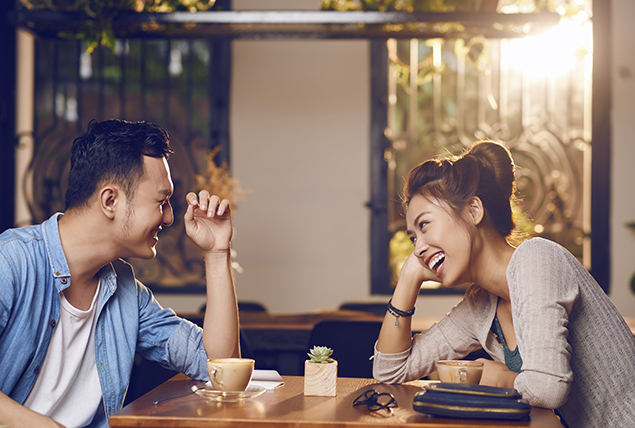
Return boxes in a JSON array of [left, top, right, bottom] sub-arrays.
[[184, 191, 232, 253], [477, 359, 519, 389]]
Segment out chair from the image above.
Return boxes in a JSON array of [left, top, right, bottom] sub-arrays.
[[238, 301, 268, 313], [338, 301, 388, 317], [199, 300, 268, 313], [306, 320, 383, 378], [124, 353, 178, 406]]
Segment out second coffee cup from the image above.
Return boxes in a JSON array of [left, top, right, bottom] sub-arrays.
[[436, 360, 483, 384], [207, 358, 255, 392]]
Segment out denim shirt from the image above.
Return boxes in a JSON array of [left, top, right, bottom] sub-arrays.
[[0, 214, 209, 427]]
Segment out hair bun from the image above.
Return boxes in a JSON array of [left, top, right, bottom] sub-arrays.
[[465, 140, 515, 200], [402, 139, 519, 239]]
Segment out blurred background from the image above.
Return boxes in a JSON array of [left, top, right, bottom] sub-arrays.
[[1, 0, 633, 333]]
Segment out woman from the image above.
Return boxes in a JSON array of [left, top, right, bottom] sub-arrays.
[[373, 140, 635, 427]]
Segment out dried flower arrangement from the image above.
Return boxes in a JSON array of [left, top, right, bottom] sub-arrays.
[[194, 146, 251, 210], [194, 146, 251, 274]]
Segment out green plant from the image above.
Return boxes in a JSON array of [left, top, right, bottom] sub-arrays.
[[307, 346, 335, 364], [17, 0, 218, 53], [320, 0, 484, 12]]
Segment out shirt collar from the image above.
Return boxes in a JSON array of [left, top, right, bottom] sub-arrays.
[[42, 213, 71, 286]]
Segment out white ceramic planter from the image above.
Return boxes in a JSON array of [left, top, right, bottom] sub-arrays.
[[304, 360, 338, 396]]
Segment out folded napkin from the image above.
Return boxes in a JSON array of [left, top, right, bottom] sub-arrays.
[[249, 369, 285, 390]]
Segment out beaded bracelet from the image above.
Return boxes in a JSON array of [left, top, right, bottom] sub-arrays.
[[387, 298, 415, 326]]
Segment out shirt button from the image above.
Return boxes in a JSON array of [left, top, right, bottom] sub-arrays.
[[55, 271, 61, 275], [60, 278, 68, 284], [51, 320, 56, 328], [34, 366, 40, 374]]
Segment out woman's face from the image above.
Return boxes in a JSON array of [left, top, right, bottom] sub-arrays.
[[405, 194, 474, 287]]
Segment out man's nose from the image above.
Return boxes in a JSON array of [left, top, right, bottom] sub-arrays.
[[162, 202, 174, 227]]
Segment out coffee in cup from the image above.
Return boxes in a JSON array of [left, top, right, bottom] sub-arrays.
[[436, 360, 483, 384], [207, 358, 255, 392]]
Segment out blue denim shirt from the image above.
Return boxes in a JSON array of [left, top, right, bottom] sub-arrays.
[[0, 214, 209, 427]]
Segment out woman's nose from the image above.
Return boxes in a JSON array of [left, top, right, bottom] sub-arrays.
[[414, 240, 428, 258]]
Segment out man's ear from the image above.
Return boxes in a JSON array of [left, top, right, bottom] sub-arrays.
[[99, 185, 120, 219], [466, 196, 484, 225]]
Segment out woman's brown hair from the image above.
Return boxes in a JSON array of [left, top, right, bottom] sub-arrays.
[[403, 140, 518, 239]]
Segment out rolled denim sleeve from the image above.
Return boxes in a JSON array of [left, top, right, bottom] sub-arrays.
[[135, 282, 208, 381]]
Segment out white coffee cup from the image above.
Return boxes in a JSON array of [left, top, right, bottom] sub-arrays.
[[436, 360, 483, 384], [207, 358, 255, 392]]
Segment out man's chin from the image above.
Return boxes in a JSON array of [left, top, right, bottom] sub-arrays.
[[131, 248, 158, 260]]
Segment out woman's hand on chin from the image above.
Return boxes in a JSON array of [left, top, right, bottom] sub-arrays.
[[398, 251, 440, 290]]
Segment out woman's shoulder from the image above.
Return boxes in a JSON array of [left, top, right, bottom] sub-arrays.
[[508, 237, 584, 300], [512, 237, 573, 264]]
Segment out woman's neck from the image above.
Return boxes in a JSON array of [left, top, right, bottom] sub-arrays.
[[469, 227, 516, 302]]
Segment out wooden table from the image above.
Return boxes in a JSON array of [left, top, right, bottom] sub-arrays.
[[109, 374, 564, 428]]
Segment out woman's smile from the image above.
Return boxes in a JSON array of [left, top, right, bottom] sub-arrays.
[[406, 194, 475, 287], [426, 251, 445, 276]]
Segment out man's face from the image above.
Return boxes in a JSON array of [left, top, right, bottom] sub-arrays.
[[118, 156, 174, 259]]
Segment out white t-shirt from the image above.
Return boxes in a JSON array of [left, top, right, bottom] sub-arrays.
[[23, 281, 103, 427]]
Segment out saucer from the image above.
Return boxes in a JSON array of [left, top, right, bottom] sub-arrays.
[[193, 384, 266, 402]]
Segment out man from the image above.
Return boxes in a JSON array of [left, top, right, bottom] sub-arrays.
[[0, 119, 239, 427]]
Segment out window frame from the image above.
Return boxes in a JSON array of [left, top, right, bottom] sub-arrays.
[[369, 1, 611, 295]]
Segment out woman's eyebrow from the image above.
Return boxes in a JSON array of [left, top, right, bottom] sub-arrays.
[[413, 212, 429, 224]]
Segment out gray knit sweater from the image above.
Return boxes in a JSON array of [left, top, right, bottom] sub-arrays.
[[373, 238, 635, 427]]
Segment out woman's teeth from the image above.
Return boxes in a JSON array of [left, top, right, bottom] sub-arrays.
[[428, 252, 445, 272]]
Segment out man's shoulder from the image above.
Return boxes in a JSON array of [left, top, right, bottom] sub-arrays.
[[0, 223, 46, 264], [0, 214, 63, 252], [0, 222, 43, 243]]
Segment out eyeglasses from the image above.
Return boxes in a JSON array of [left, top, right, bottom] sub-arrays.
[[353, 389, 398, 413]]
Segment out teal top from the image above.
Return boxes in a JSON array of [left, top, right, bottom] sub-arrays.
[[492, 314, 523, 373]]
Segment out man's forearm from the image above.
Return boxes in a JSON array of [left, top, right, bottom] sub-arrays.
[[202, 249, 240, 359], [0, 392, 64, 428]]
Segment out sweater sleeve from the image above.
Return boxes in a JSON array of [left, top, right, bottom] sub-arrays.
[[509, 238, 577, 409], [373, 285, 496, 384]]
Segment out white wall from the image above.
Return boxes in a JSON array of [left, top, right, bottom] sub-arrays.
[[230, 0, 373, 313], [158, 0, 635, 319], [609, 0, 635, 317], [228, 0, 462, 315], [230, 36, 373, 313]]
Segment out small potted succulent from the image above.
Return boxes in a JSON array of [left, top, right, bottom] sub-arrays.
[[304, 346, 338, 396]]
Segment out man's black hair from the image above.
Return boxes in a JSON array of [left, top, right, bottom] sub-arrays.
[[64, 119, 173, 210]]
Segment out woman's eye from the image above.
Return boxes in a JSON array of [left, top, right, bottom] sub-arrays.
[[418, 221, 428, 230]]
